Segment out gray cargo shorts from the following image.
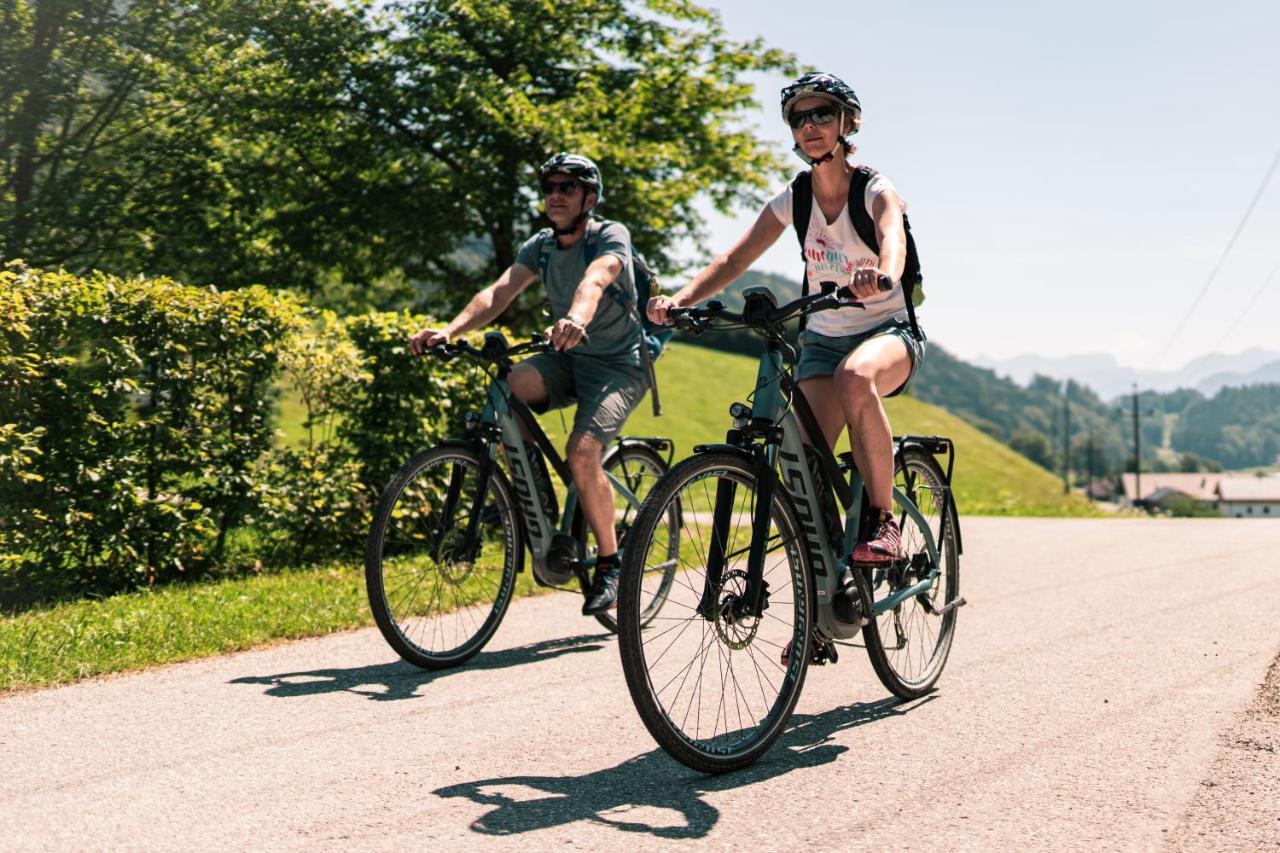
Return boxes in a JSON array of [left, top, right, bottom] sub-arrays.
[[523, 350, 648, 445], [796, 318, 927, 397]]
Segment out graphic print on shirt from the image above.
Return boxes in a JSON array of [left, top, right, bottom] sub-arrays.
[[804, 223, 876, 289]]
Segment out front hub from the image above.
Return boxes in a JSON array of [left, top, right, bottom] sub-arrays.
[[713, 570, 765, 650]]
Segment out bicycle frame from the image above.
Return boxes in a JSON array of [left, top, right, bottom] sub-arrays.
[[701, 337, 944, 641], [468, 371, 650, 583]]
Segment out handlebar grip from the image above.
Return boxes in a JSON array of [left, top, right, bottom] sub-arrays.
[[877, 274, 895, 292]]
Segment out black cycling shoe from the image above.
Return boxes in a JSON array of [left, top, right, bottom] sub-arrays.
[[582, 558, 622, 615]]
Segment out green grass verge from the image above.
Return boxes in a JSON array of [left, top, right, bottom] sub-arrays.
[[1, 564, 368, 692], [0, 560, 548, 693]]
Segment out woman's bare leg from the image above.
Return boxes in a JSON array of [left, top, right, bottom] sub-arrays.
[[833, 335, 912, 512]]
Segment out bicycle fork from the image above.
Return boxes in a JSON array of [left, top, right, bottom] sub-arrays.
[[696, 444, 774, 622]]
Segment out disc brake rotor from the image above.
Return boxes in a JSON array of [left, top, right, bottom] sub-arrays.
[[713, 569, 761, 651]]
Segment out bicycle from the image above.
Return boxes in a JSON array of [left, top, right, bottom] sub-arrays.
[[365, 331, 680, 670], [616, 283, 966, 772]]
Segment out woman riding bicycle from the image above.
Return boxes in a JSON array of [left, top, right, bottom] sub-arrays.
[[647, 72, 926, 579]]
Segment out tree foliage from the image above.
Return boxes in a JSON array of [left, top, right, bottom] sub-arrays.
[[3, 0, 794, 321]]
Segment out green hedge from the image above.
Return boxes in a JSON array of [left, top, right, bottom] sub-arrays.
[[0, 263, 483, 609]]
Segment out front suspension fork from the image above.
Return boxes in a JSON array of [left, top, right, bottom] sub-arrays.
[[696, 446, 773, 621]]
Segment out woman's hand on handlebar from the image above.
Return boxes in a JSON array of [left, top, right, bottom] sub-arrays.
[[409, 327, 451, 356], [845, 267, 896, 301], [646, 294, 680, 326]]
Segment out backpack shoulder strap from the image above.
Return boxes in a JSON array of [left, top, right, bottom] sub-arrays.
[[790, 171, 812, 251], [846, 165, 880, 254], [790, 171, 813, 330], [534, 227, 555, 279], [582, 217, 605, 265], [848, 166, 923, 340]]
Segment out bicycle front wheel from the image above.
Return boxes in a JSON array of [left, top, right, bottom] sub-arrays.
[[365, 444, 522, 670], [617, 451, 814, 773], [863, 446, 960, 698]]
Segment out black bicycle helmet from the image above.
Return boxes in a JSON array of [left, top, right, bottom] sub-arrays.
[[538, 153, 604, 204], [780, 72, 861, 134]]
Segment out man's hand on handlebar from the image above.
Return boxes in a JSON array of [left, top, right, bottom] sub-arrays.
[[409, 327, 451, 356], [846, 267, 896, 301], [546, 316, 587, 351]]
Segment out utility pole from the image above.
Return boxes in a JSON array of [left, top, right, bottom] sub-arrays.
[[1132, 383, 1141, 506], [1062, 380, 1071, 495], [1087, 428, 1095, 496]]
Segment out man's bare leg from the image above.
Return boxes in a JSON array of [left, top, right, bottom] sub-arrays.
[[566, 431, 616, 556]]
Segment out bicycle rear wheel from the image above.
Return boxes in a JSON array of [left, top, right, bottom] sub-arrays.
[[618, 451, 814, 773], [863, 446, 959, 699], [365, 444, 522, 670], [580, 443, 678, 633]]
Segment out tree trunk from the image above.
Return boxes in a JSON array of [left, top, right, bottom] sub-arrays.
[[5, 1, 66, 259]]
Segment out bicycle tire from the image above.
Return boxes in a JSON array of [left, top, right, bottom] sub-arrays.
[[365, 444, 522, 670], [862, 446, 959, 699], [618, 450, 814, 773]]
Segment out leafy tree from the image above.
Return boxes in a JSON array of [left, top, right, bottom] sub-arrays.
[[1, 0, 403, 299], [1173, 384, 1280, 469], [1010, 430, 1057, 472], [362, 0, 795, 319]]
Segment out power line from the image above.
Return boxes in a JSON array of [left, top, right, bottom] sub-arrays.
[[1155, 144, 1280, 369], [1180, 256, 1280, 385]]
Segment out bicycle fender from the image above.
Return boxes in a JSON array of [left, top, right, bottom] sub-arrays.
[[690, 443, 753, 460], [605, 436, 675, 469]]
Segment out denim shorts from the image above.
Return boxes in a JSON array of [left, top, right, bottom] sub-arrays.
[[796, 319, 927, 397]]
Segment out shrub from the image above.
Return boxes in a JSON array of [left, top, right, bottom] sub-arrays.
[[0, 263, 303, 604]]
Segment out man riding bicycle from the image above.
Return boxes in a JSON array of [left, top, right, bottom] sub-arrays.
[[409, 153, 648, 615]]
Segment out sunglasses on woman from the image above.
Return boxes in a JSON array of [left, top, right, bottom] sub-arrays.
[[541, 178, 582, 197], [787, 106, 837, 130]]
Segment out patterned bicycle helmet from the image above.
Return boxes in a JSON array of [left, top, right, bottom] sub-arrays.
[[539, 153, 604, 203], [780, 72, 861, 134]]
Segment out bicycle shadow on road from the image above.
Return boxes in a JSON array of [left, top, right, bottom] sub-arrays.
[[434, 694, 934, 840], [227, 632, 611, 702]]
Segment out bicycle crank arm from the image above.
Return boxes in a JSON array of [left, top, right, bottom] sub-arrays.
[[926, 594, 962, 614], [920, 595, 967, 617]]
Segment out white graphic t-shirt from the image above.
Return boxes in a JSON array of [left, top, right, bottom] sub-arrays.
[[767, 170, 910, 337]]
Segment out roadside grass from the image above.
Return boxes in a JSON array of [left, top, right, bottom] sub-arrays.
[[4, 340, 1098, 693], [0, 561, 545, 693]]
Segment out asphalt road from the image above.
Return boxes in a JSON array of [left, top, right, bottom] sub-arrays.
[[3, 518, 1279, 851]]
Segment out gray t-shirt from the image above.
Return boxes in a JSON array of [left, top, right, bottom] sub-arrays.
[[514, 220, 642, 364]]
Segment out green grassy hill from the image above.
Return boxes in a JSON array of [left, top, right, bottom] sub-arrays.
[[277, 341, 1099, 516], [538, 343, 1099, 517]]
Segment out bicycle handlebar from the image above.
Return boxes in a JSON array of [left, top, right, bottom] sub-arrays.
[[424, 334, 553, 366], [666, 275, 894, 333]]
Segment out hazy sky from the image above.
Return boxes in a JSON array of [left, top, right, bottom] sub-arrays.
[[688, 0, 1280, 375]]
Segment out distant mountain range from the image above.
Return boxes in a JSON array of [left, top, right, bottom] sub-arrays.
[[970, 349, 1280, 400]]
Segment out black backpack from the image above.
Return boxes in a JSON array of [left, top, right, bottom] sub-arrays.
[[535, 220, 672, 415], [790, 166, 924, 338]]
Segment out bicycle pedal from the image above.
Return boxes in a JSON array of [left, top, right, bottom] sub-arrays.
[[812, 639, 838, 666]]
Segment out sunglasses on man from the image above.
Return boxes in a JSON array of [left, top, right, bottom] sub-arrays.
[[787, 106, 838, 130], [541, 178, 582, 197]]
